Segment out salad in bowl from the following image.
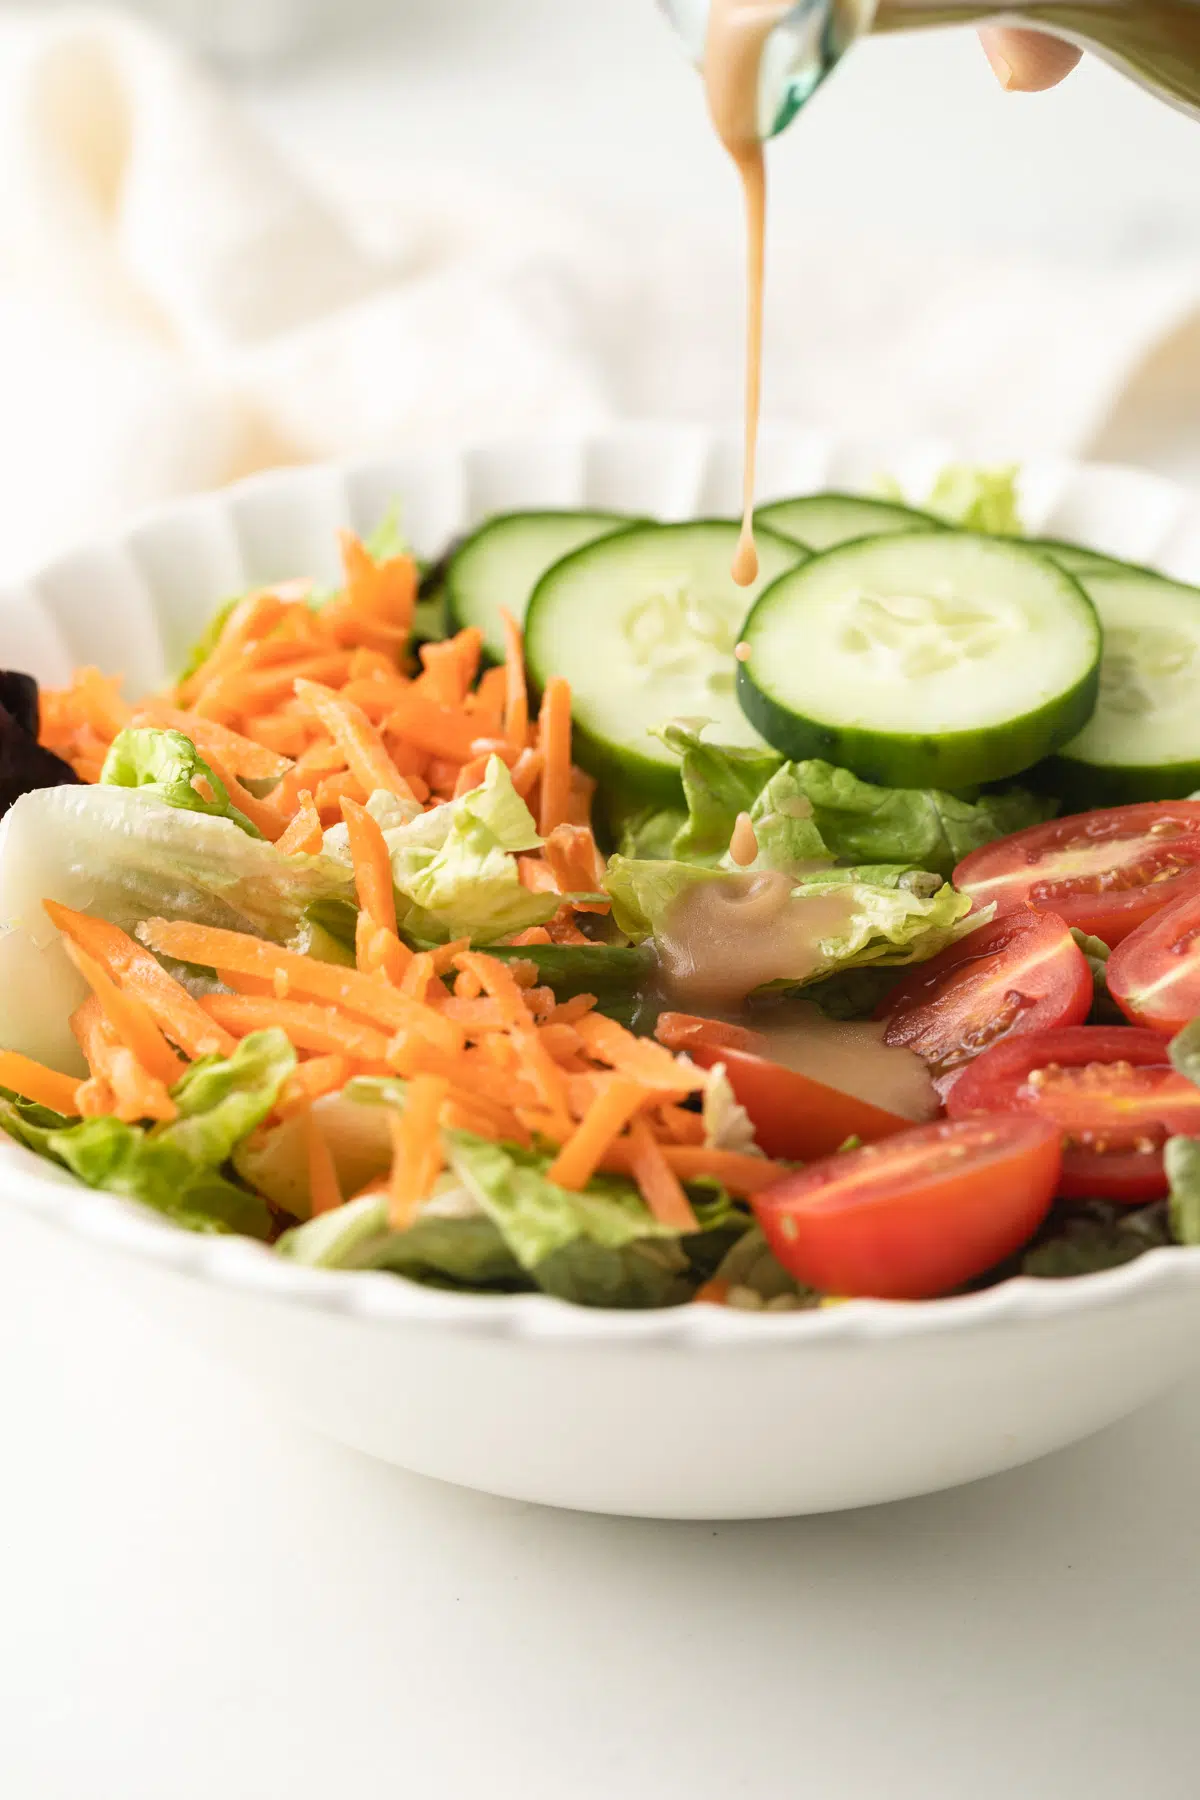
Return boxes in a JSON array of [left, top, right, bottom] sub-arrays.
[[3, 457, 1200, 1321]]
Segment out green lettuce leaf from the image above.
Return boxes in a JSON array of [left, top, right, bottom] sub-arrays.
[[656, 722, 783, 864], [0, 1030, 292, 1237], [767, 760, 1052, 880], [277, 1188, 525, 1289], [649, 726, 1048, 881], [483, 943, 657, 1030], [604, 856, 977, 992], [711, 1224, 818, 1309], [1169, 1017, 1200, 1090], [1166, 1136, 1200, 1246], [177, 596, 238, 684], [0, 785, 356, 1071], [1022, 1199, 1170, 1279], [101, 727, 262, 837], [445, 1130, 747, 1308], [614, 801, 690, 862], [325, 758, 556, 945], [926, 464, 1023, 535]]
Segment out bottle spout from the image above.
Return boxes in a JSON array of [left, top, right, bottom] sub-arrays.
[[657, 0, 880, 138]]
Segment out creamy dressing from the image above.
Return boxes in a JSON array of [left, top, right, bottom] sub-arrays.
[[704, 0, 792, 587], [729, 810, 760, 867], [749, 1002, 940, 1123], [657, 871, 858, 1011]]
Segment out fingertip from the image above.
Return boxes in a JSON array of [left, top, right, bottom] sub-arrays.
[[980, 28, 1082, 93]]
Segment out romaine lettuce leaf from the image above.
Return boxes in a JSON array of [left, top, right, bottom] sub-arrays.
[[0, 1030, 292, 1236], [656, 722, 783, 864], [924, 465, 1023, 536], [324, 758, 557, 945], [446, 1130, 747, 1308], [277, 1186, 525, 1287], [604, 855, 977, 994], [102, 727, 262, 837], [1166, 1136, 1200, 1246], [1022, 1199, 1170, 1279], [711, 1224, 817, 1307], [648, 725, 1048, 880], [1169, 1017, 1200, 1090], [0, 785, 356, 1071], [766, 761, 1052, 880]]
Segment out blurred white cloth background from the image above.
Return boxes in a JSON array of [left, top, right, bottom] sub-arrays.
[[3, 6, 1200, 578]]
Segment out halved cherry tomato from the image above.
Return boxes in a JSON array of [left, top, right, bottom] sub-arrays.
[[1106, 887, 1200, 1037], [876, 909, 1092, 1094], [946, 1025, 1200, 1201], [655, 1012, 912, 1160], [954, 802, 1200, 945], [753, 1117, 1062, 1300]]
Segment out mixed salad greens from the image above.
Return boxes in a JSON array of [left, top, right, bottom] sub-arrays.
[[3, 467, 1200, 1309]]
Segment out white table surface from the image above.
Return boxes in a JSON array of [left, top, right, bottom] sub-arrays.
[[6, 5, 1200, 1796]]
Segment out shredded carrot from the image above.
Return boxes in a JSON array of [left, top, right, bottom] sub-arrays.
[[499, 608, 529, 753], [547, 1078, 646, 1191], [452, 754, 492, 799], [543, 824, 608, 911], [356, 918, 413, 985], [194, 652, 355, 723], [628, 1116, 699, 1231], [657, 1103, 706, 1146], [400, 951, 439, 1005], [537, 676, 572, 836], [452, 952, 531, 1031], [306, 1107, 345, 1216], [509, 926, 553, 948], [549, 994, 597, 1027], [60, 939, 185, 1088], [200, 746, 288, 842], [655, 1013, 761, 1057], [275, 791, 324, 857], [603, 1144, 783, 1197], [270, 740, 346, 815], [509, 747, 543, 801], [693, 1280, 730, 1306], [387, 1075, 449, 1229], [277, 1055, 351, 1118], [0, 1050, 81, 1116], [314, 770, 368, 822], [70, 997, 177, 1124], [418, 629, 482, 707], [295, 679, 417, 803], [199, 994, 391, 1061], [338, 531, 417, 636], [576, 1013, 704, 1094], [178, 592, 287, 704], [139, 921, 462, 1052], [44, 903, 234, 1061], [379, 690, 479, 764], [130, 706, 290, 781], [340, 797, 399, 938]]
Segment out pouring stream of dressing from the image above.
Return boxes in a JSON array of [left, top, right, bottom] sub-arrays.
[[704, 0, 793, 587]]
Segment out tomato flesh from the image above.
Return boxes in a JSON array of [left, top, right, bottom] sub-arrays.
[[946, 1025, 1200, 1201], [655, 1012, 911, 1160], [1106, 887, 1200, 1036], [954, 802, 1200, 945], [877, 908, 1092, 1094], [754, 1117, 1062, 1300]]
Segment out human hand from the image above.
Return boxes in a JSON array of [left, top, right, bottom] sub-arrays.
[[980, 27, 1082, 91]]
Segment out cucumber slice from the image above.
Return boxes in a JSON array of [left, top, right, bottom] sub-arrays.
[[1025, 538, 1153, 579], [756, 492, 944, 551], [1042, 570, 1200, 803], [738, 532, 1101, 791], [446, 510, 634, 662], [525, 521, 805, 800]]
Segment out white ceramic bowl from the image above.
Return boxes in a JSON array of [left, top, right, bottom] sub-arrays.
[[5, 424, 1200, 1520]]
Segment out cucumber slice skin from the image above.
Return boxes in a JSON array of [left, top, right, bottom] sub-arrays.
[[736, 532, 1102, 792], [756, 491, 944, 552], [525, 520, 806, 804], [1038, 569, 1200, 806], [446, 510, 638, 662], [1023, 538, 1156, 580]]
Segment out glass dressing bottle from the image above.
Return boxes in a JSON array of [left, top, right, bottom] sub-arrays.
[[659, 0, 1200, 139]]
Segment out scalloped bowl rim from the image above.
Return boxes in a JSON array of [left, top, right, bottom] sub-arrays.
[[5, 425, 1200, 1354]]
